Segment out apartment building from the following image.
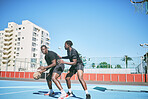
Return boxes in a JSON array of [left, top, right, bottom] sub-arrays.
[[0, 20, 50, 71]]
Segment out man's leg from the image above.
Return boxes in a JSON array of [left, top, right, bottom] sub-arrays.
[[52, 72, 68, 99], [45, 73, 54, 95], [77, 70, 91, 99], [51, 72, 63, 90], [77, 70, 87, 90], [65, 71, 75, 96], [46, 73, 52, 89], [65, 71, 74, 90]]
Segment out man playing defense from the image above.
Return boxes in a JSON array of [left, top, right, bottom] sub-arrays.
[[59, 40, 91, 99], [40, 45, 68, 99]]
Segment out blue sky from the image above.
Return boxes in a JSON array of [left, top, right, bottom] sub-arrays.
[[0, 0, 148, 58]]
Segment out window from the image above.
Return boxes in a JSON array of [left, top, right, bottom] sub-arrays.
[[32, 37, 36, 41], [33, 32, 37, 36], [16, 53, 19, 56], [23, 27, 25, 29], [17, 48, 20, 51], [19, 27, 21, 30], [18, 32, 21, 36], [22, 37, 24, 39], [18, 37, 20, 41], [42, 31, 44, 37], [32, 48, 36, 51], [17, 42, 20, 46], [21, 47, 23, 49], [33, 27, 39, 32], [31, 58, 37, 63], [41, 40, 43, 44], [46, 38, 49, 41], [33, 53, 36, 57], [32, 42, 36, 46]]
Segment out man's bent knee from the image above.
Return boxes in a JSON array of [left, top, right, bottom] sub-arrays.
[[65, 77, 70, 81]]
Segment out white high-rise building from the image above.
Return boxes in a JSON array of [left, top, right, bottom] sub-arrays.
[[0, 20, 50, 71]]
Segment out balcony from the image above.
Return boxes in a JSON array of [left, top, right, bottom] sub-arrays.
[[3, 46, 12, 50], [2, 59, 11, 64], [3, 40, 12, 44], [2, 54, 11, 59], [5, 32, 13, 36], [5, 28, 13, 33], [2, 59, 8, 63], [3, 50, 11, 54], [4, 36, 13, 40]]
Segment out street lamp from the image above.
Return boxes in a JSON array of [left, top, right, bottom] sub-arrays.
[[140, 43, 148, 74]]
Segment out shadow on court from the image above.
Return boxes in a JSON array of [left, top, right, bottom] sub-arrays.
[[93, 87, 148, 93], [33, 91, 84, 99]]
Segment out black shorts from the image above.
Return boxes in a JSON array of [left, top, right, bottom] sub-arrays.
[[49, 64, 65, 75], [69, 63, 84, 74]]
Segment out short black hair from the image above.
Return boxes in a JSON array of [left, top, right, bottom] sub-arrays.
[[41, 45, 47, 49], [65, 40, 73, 47]]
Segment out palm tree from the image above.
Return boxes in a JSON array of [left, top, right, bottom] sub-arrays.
[[121, 55, 133, 68], [92, 63, 95, 68]]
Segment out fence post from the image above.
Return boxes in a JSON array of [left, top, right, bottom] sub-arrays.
[[5, 59, 8, 78], [117, 75, 119, 82], [14, 59, 16, 78], [141, 56, 143, 82], [110, 56, 112, 82], [24, 58, 26, 78]]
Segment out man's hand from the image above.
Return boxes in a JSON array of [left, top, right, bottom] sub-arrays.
[[58, 59, 65, 64], [38, 66, 45, 70], [37, 66, 46, 74]]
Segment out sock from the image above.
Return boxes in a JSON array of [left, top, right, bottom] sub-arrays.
[[49, 89, 53, 93], [85, 90, 89, 94], [68, 88, 72, 93], [61, 89, 66, 94]]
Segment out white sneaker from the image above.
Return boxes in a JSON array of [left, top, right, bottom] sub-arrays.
[[44, 91, 55, 96], [58, 93, 69, 99]]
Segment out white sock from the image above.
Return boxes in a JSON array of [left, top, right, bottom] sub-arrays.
[[61, 89, 66, 94], [68, 88, 72, 93], [85, 90, 89, 94], [49, 89, 53, 93]]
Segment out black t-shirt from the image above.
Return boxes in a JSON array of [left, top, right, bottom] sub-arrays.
[[62, 48, 84, 65], [45, 51, 60, 66]]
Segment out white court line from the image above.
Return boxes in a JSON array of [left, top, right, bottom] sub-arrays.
[[0, 86, 47, 89], [0, 89, 36, 95]]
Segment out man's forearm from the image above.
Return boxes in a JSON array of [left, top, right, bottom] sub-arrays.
[[62, 56, 69, 59], [45, 63, 56, 69], [64, 61, 76, 65]]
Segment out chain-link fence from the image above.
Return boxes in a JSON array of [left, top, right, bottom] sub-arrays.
[[0, 56, 147, 74]]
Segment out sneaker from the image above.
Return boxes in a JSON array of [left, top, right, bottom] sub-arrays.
[[58, 93, 69, 99], [44, 91, 55, 96], [86, 94, 91, 99], [67, 91, 74, 97]]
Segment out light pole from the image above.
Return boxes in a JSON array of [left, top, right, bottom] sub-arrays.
[[58, 46, 64, 56], [140, 43, 148, 82]]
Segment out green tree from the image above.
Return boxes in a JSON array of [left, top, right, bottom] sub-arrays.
[[99, 62, 112, 68], [121, 55, 132, 68], [97, 64, 100, 68], [115, 64, 122, 68], [92, 63, 95, 68]]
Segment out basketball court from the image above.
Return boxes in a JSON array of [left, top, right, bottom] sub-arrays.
[[0, 80, 148, 99]]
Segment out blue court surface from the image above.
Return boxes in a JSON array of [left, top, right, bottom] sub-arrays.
[[0, 80, 148, 99]]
